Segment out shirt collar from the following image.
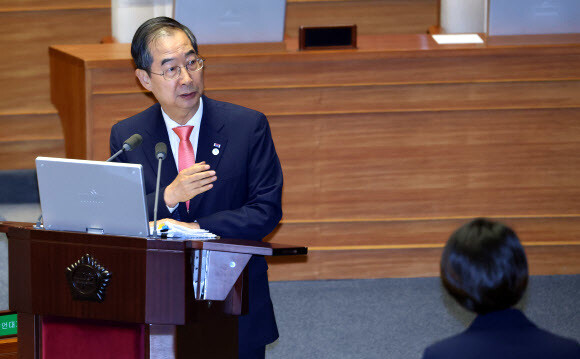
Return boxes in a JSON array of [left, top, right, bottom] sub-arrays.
[[160, 97, 203, 130]]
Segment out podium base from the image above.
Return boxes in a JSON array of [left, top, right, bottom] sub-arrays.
[[42, 316, 145, 359], [16, 311, 238, 359]]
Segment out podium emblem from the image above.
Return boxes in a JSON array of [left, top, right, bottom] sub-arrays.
[[66, 254, 112, 302]]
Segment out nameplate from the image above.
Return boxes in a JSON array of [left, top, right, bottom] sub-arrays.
[[0, 313, 17, 338]]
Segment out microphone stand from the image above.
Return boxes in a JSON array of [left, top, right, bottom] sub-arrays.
[[107, 134, 143, 162], [107, 148, 125, 162], [152, 143, 167, 238], [153, 158, 163, 238]]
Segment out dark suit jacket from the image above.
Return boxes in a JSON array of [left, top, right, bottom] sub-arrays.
[[423, 309, 580, 359], [110, 96, 282, 348]]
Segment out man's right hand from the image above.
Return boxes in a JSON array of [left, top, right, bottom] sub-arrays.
[[164, 162, 217, 208]]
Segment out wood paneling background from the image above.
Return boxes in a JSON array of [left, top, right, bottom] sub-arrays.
[[0, 0, 110, 168], [0, 0, 438, 170], [285, 0, 437, 37], [48, 37, 580, 280], [1, 1, 579, 281], [0, 337, 17, 358], [266, 217, 580, 279]]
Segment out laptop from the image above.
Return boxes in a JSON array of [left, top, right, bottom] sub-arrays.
[[36, 157, 150, 237], [174, 0, 286, 44], [488, 0, 580, 36]]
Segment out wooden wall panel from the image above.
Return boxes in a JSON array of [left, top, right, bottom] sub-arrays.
[[285, 0, 438, 37], [268, 248, 443, 280], [0, 113, 62, 142], [204, 47, 580, 88], [269, 108, 580, 221], [266, 244, 580, 280], [92, 67, 142, 94], [204, 81, 580, 115], [0, 139, 64, 170], [0, 113, 63, 170], [0, 8, 110, 113], [265, 217, 580, 248], [91, 47, 580, 93], [0, 4, 110, 169], [264, 106, 580, 280], [0, 337, 17, 358], [0, 0, 108, 11], [49, 49, 90, 160]]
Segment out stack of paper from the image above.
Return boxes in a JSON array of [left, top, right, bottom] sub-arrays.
[[150, 222, 219, 240]]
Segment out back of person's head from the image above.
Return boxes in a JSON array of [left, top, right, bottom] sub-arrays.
[[440, 218, 528, 314], [131, 16, 199, 73]]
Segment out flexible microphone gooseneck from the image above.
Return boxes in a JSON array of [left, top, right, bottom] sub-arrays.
[[107, 134, 143, 162], [152, 142, 168, 238]]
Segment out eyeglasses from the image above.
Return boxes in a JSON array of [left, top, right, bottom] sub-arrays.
[[150, 58, 204, 80]]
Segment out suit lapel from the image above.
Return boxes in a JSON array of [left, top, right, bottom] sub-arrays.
[[197, 108, 228, 174], [142, 104, 178, 188], [186, 97, 228, 216]]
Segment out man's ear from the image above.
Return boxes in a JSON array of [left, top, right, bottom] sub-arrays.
[[135, 69, 152, 91]]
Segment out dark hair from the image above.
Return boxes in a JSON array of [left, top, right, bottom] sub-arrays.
[[131, 16, 199, 73], [440, 218, 528, 314]]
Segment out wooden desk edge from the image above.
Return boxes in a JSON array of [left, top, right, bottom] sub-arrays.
[[0, 222, 308, 256]]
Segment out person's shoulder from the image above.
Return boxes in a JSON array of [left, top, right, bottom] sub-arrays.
[[513, 310, 580, 357], [112, 103, 161, 131], [204, 96, 265, 124], [423, 324, 580, 359], [422, 332, 471, 359], [530, 327, 580, 357]]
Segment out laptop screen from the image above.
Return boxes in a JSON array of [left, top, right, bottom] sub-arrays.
[[174, 0, 286, 44], [36, 157, 150, 237]]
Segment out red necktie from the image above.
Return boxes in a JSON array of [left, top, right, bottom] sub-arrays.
[[172, 125, 195, 211]]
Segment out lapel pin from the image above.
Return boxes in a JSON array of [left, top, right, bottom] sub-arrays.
[[212, 143, 221, 155]]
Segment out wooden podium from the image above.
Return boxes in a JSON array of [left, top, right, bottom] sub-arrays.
[[1, 222, 306, 359]]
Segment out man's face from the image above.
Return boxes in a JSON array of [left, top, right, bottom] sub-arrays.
[[136, 29, 204, 123]]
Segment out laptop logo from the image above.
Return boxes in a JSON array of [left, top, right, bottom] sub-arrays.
[[79, 189, 104, 205]]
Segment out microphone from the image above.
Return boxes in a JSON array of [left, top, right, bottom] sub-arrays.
[[155, 142, 167, 160], [107, 134, 143, 162], [152, 142, 168, 238]]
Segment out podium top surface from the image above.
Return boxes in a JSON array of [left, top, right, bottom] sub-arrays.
[[0, 222, 306, 256]]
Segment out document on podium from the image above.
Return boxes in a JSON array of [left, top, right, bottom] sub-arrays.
[[150, 221, 219, 240]]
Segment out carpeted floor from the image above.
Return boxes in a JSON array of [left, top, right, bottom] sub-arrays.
[[1, 203, 578, 359], [267, 275, 579, 359]]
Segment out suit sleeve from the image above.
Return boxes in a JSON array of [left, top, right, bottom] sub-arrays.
[[196, 114, 283, 240]]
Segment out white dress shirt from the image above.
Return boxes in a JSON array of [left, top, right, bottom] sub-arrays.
[[161, 97, 204, 167], [160, 97, 204, 212]]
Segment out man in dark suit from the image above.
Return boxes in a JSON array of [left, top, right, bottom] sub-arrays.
[[423, 218, 580, 359], [110, 17, 282, 359]]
